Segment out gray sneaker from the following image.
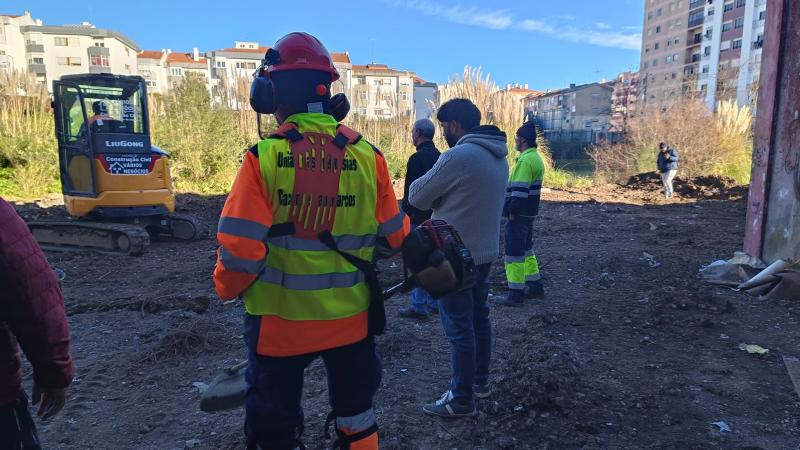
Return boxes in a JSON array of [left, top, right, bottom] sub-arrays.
[[422, 390, 476, 418], [474, 383, 491, 399]]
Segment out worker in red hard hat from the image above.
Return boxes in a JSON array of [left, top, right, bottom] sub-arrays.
[[214, 32, 409, 449]]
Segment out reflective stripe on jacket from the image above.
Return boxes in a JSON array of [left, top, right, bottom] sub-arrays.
[[503, 147, 545, 218], [213, 113, 409, 356]]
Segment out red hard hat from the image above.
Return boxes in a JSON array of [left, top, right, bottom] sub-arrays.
[[265, 32, 340, 82]]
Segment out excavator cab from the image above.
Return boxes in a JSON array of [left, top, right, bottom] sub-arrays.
[[29, 74, 197, 255], [53, 73, 174, 218]]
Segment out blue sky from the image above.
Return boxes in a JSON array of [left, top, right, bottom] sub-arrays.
[[7, 0, 644, 90]]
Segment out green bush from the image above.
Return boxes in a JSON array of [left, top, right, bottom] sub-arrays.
[[0, 73, 59, 198]]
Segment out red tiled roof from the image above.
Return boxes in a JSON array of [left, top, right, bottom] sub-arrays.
[[0, 13, 23, 18], [138, 50, 164, 60], [506, 87, 542, 96], [166, 52, 208, 65], [216, 46, 270, 54], [414, 76, 428, 84], [331, 52, 350, 64]]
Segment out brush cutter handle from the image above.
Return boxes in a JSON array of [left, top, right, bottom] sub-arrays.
[[382, 279, 414, 301], [225, 360, 249, 375]]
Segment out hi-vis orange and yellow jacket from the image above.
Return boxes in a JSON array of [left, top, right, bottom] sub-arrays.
[[214, 113, 409, 357]]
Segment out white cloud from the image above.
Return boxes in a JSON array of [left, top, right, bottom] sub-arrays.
[[386, 0, 513, 30], [384, 0, 641, 50]]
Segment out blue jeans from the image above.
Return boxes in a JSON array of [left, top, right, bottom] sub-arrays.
[[411, 287, 435, 313], [0, 392, 40, 450], [437, 263, 492, 405]]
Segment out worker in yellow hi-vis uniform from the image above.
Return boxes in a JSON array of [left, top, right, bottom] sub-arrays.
[[496, 121, 545, 306]]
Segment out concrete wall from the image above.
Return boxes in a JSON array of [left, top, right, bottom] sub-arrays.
[[745, 0, 800, 262]]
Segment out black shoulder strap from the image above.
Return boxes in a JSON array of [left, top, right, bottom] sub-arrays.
[[318, 230, 374, 274], [269, 122, 304, 142]]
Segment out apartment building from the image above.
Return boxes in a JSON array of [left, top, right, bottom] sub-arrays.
[[639, 0, 692, 105], [639, 0, 767, 110], [697, 0, 767, 109], [136, 50, 168, 95], [349, 64, 415, 119], [610, 71, 640, 132], [526, 82, 614, 133], [0, 11, 138, 91], [413, 76, 437, 118], [207, 42, 352, 108]]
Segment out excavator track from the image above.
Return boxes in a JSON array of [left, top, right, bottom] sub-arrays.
[[28, 221, 151, 256]]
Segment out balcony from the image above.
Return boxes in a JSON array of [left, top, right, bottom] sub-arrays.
[[87, 46, 110, 57], [688, 17, 704, 28], [89, 65, 111, 74], [28, 63, 46, 75], [689, 0, 705, 10], [26, 43, 44, 53]]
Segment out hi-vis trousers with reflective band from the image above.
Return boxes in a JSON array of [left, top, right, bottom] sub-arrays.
[[504, 217, 540, 291], [244, 314, 380, 450]]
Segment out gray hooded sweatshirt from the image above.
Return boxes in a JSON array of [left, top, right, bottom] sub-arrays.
[[408, 125, 509, 265]]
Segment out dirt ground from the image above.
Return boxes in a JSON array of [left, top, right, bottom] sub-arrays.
[[12, 177, 800, 450]]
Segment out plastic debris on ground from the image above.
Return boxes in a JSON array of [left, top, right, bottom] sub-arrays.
[[699, 251, 765, 287], [738, 343, 769, 356], [711, 421, 732, 433]]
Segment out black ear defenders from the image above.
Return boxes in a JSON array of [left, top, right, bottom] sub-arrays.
[[250, 49, 279, 114], [250, 71, 277, 115], [329, 93, 350, 122]]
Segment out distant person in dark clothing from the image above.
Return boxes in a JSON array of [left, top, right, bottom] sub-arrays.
[[0, 198, 75, 450], [399, 118, 441, 319], [657, 142, 679, 198]]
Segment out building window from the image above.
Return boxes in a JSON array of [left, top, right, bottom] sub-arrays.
[[655, 42, 660, 50], [722, 21, 733, 32], [759, 10, 766, 20], [672, 72, 677, 79], [56, 57, 81, 66], [146, 80, 157, 88], [656, 25, 661, 33], [702, 65, 710, 74], [657, 7, 663, 16], [666, 55, 672, 63], [246, 62, 256, 70], [94, 42, 105, 47], [674, 53, 679, 61], [734, 17, 744, 29], [724, 2, 734, 12], [704, 46, 712, 55], [90, 55, 109, 67], [30, 57, 44, 64], [124, 64, 131, 71], [216, 61, 225, 68], [54, 37, 78, 46], [653, 59, 659, 67], [732, 39, 743, 49], [708, 8, 715, 15], [644, 61, 649, 69], [170, 67, 183, 76], [721, 40, 731, 51], [736, 0, 746, 7], [647, 28, 653, 36]]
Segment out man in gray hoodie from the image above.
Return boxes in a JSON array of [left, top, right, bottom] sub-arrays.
[[408, 98, 509, 417]]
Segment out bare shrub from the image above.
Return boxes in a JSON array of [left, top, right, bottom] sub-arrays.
[[589, 99, 753, 184]]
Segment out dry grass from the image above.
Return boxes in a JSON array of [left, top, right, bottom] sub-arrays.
[[0, 71, 59, 198], [136, 314, 227, 363], [589, 99, 753, 184]]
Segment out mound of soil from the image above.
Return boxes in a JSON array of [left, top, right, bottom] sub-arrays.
[[625, 172, 748, 199]]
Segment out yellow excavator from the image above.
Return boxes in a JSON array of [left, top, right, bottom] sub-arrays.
[[28, 73, 198, 255]]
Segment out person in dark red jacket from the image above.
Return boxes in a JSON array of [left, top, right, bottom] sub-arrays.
[[0, 197, 75, 450]]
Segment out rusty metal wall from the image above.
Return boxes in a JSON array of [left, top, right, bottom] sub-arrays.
[[746, 0, 800, 262]]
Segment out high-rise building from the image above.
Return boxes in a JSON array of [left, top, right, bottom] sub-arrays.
[[697, 0, 767, 110], [639, 0, 768, 110]]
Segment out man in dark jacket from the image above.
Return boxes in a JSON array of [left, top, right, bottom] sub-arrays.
[[399, 118, 441, 319], [0, 198, 74, 450], [657, 142, 679, 198]]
